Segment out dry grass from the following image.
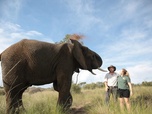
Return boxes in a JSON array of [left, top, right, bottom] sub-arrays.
[[0, 86, 152, 114]]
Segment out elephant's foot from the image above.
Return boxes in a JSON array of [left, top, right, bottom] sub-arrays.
[[15, 106, 26, 114], [59, 95, 73, 111], [6, 107, 15, 114]]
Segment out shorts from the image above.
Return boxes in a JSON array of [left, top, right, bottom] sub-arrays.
[[118, 89, 130, 98]]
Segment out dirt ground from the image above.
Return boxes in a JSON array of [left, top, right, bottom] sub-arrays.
[[68, 103, 92, 114], [69, 106, 87, 114]]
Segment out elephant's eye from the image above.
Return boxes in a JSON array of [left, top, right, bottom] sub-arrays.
[[94, 55, 96, 59], [91, 55, 96, 60]]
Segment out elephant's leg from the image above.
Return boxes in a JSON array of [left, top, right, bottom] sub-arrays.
[[58, 92, 73, 110], [53, 81, 59, 92], [66, 93, 73, 108], [57, 82, 73, 110], [53, 81, 73, 110], [16, 86, 28, 113], [5, 84, 27, 114], [3, 82, 15, 114], [5, 90, 18, 114], [55, 67, 74, 110], [58, 92, 69, 109]]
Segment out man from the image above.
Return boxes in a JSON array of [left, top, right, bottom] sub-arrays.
[[104, 65, 119, 104]]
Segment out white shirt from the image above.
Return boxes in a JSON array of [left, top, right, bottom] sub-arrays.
[[104, 72, 119, 86]]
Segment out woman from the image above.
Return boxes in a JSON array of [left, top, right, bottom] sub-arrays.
[[118, 69, 133, 111]]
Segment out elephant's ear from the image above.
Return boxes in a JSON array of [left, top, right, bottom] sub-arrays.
[[71, 39, 87, 69]]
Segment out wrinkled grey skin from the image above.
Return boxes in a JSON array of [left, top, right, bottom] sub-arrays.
[[0, 39, 103, 114]]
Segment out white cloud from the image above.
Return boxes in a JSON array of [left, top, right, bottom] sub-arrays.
[[127, 63, 152, 84], [63, 0, 103, 32], [65, 0, 95, 15], [123, 1, 140, 17], [0, 0, 23, 21], [0, 22, 48, 52], [26, 31, 43, 36]]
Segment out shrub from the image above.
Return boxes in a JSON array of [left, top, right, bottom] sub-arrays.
[[131, 93, 152, 108], [27, 87, 44, 94], [71, 84, 81, 94], [83, 83, 98, 89], [0, 89, 5, 96]]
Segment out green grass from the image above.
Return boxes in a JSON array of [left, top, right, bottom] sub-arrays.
[[84, 86, 152, 114], [0, 86, 152, 114], [0, 94, 5, 114]]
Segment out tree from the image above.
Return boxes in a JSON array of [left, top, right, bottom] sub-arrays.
[[78, 82, 86, 87], [71, 84, 81, 94], [142, 81, 152, 86], [96, 82, 104, 88], [57, 34, 84, 44]]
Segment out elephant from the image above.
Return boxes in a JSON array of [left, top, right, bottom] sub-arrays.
[[0, 39, 105, 114]]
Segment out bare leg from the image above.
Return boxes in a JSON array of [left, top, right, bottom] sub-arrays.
[[119, 98, 124, 110], [124, 98, 130, 111]]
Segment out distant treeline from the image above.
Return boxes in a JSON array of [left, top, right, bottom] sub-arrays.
[[75, 81, 152, 89], [140, 81, 152, 86], [0, 81, 152, 95]]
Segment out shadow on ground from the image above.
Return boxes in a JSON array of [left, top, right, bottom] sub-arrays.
[[68, 103, 92, 114]]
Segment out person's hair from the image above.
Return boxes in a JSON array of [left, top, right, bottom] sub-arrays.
[[121, 68, 130, 76]]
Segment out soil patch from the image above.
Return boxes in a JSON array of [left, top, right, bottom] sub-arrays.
[[69, 103, 92, 114]]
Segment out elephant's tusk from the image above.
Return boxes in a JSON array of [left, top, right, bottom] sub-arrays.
[[91, 71, 96, 75], [98, 67, 108, 72]]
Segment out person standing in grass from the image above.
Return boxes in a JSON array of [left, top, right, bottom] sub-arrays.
[[104, 65, 119, 104], [117, 68, 133, 111]]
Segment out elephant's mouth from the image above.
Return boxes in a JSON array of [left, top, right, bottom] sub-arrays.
[[89, 67, 107, 75]]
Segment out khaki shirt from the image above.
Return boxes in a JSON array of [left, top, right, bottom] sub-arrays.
[[104, 72, 119, 86]]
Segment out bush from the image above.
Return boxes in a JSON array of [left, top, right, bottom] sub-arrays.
[[83, 83, 98, 90], [0, 89, 5, 96], [131, 93, 152, 108], [142, 81, 152, 86], [26, 87, 44, 94], [71, 84, 81, 94]]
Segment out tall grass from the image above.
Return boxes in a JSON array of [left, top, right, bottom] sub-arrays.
[[0, 86, 152, 114], [83, 86, 152, 114], [22, 90, 67, 114], [0, 94, 5, 114]]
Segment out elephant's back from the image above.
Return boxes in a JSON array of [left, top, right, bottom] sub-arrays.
[[1, 40, 25, 62], [0, 39, 52, 69]]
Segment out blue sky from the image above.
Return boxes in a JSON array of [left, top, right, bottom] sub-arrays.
[[0, 0, 152, 87]]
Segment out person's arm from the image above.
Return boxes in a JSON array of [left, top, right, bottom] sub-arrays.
[[104, 75, 109, 91], [104, 81, 109, 91], [128, 82, 133, 96]]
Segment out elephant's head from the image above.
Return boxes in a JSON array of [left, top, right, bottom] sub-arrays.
[[71, 39, 106, 74]]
